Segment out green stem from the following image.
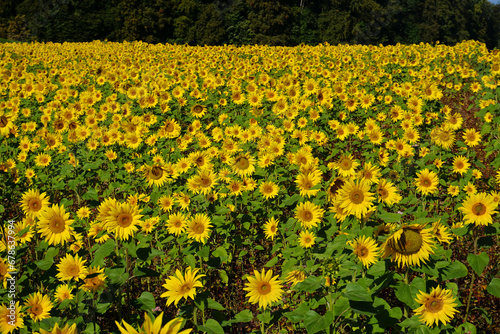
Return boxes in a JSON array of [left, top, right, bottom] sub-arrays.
[[464, 229, 479, 323]]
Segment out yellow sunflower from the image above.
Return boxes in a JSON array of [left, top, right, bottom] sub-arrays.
[[337, 179, 375, 219], [161, 268, 205, 306], [55, 284, 74, 303], [231, 153, 256, 177], [452, 155, 470, 175], [243, 268, 283, 310], [462, 128, 481, 147], [414, 286, 458, 327], [82, 266, 106, 293], [376, 179, 402, 206], [335, 153, 359, 177], [20, 189, 50, 219], [167, 212, 189, 236], [24, 292, 53, 322], [294, 201, 325, 229], [285, 270, 306, 286], [116, 313, 192, 334], [348, 235, 380, 267], [259, 180, 280, 200], [144, 164, 169, 187], [414, 169, 439, 196], [0, 301, 24, 333], [37, 204, 74, 246], [186, 213, 212, 244], [459, 192, 498, 226], [104, 202, 143, 240], [56, 254, 89, 281], [263, 217, 279, 240], [39, 323, 78, 334], [298, 230, 316, 248], [382, 224, 435, 267]]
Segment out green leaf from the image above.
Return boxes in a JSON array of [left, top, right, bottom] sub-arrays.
[[294, 275, 323, 292], [184, 254, 197, 269], [284, 302, 311, 322], [137, 247, 164, 262], [343, 282, 372, 302], [92, 239, 116, 267], [303, 310, 334, 334], [378, 212, 402, 223], [82, 187, 99, 201], [440, 261, 468, 280], [233, 309, 253, 322], [212, 246, 228, 263], [137, 292, 156, 311], [265, 256, 279, 267], [207, 298, 225, 311], [467, 252, 489, 276], [198, 319, 224, 334], [487, 278, 500, 298]]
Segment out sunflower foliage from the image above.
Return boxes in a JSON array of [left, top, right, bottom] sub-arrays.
[[0, 40, 499, 333]]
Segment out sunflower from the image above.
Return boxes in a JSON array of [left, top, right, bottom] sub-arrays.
[[56, 253, 89, 281], [0, 301, 24, 333], [259, 181, 280, 200], [459, 192, 498, 226], [462, 128, 481, 147], [82, 266, 106, 293], [452, 155, 470, 175], [382, 224, 435, 267], [334, 153, 359, 177], [35, 153, 52, 167], [25, 292, 53, 322], [231, 153, 256, 177], [186, 213, 212, 244], [144, 164, 169, 187], [190, 104, 207, 118], [337, 179, 375, 219], [263, 217, 279, 240], [326, 177, 345, 202], [294, 201, 325, 229], [161, 268, 205, 306], [431, 127, 455, 150], [348, 235, 380, 267], [244, 268, 283, 310], [20, 189, 50, 219], [432, 221, 453, 244], [104, 202, 143, 240], [298, 230, 316, 248], [167, 212, 189, 236], [285, 270, 306, 286], [358, 161, 381, 185], [55, 284, 74, 303], [295, 171, 322, 198], [376, 179, 402, 206], [190, 168, 217, 195], [37, 204, 74, 246], [414, 169, 439, 196], [414, 286, 458, 327], [39, 323, 78, 334]]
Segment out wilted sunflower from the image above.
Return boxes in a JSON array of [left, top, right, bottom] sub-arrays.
[[348, 235, 380, 267], [20, 189, 50, 219], [382, 224, 435, 267], [24, 292, 53, 322], [37, 204, 74, 246], [244, 268, 283, 310], [337, 179, 375, 219], [294, 201, 324, 229], [414, 169, 439, 196], [285, 270, 306, 286], [186, 213, 212, 244], [459, 192, 498, 226], [161, 268, 205, 306], [414, 286, 458, 327]]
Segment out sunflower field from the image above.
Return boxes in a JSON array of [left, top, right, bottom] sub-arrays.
[[0, 40, 500, 334]]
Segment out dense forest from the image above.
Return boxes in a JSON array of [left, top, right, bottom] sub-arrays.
[[1, 0, 499, 48]]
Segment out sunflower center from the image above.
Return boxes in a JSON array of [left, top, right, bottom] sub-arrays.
[[173, 220, 182, 228], [356, 246, 368, 258], [426, 297, 444, 313], [339, 158, 352, 170], [472, 202, 486, 216], [150, 166, 163, 180], [456, 162, 464, 169], [0, 116, 8, 127], [166, 123, 174, 132], [258, 282, 271, 295], [350, 190, 364, 204], [392, 228, 423, 255], [67, 264, 80, 276], [180, 283, 192, 294], [49, 216, 66, 233], [199, 176, 212, 187], [117, 213, 133, 227], [302, 210, 313, 222], [28, 198, 42, 211], [421, 178, 432, 188], [235, 157, 250, 170], [31, 304, 43, 315], [193, 222, 205, 234]]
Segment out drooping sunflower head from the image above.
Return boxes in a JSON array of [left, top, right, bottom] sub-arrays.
[[382, 224, 435, 267]]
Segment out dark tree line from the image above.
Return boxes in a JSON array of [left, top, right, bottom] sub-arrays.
[[1, 0, 499, 48]]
